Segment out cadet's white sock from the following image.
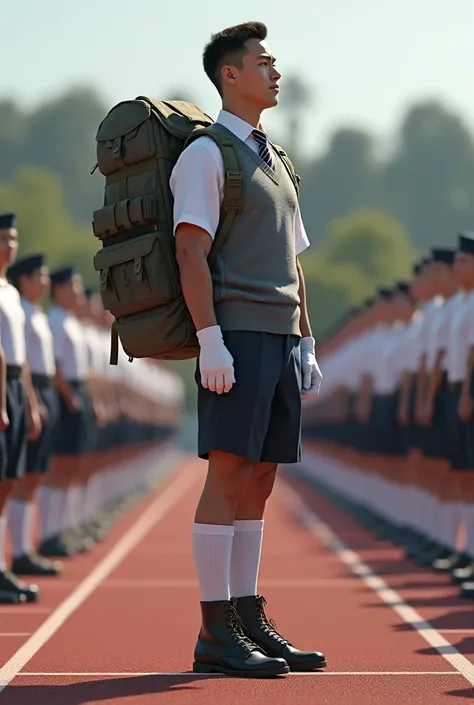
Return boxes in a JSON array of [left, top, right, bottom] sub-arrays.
[[0, 516, 7, 571], [192, 523, 234, 602], [230, 520, 264, 598], [7, 500, 34, 558]]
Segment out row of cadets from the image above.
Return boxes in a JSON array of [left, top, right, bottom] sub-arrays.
[[0, 213, 44, 603]]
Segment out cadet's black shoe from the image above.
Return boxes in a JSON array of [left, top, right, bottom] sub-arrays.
[[0, 570, 39, 603], [459, 581, 474, 599], [235, 595, 327, 672], [12, 552, 62, 577], [433, 552, 472, 573], [192, 599, 289, 677], [39, 535, 77, 558], [451, 563, 474, 585]]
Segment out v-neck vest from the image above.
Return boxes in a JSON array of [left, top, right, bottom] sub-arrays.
[[208, 124, 301, 337]]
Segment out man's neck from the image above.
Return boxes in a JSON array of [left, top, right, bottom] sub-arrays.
[[221, 100, 262, 129]]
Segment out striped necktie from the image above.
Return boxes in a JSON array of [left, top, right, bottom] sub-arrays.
[[251, 129, 274, 169]]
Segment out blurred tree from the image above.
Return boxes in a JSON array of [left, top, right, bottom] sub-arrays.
[[278, 75, 314, 164], [384, 100, 474, 248], [316, 208, 417, 289], [300, 127, 381, 244], [23, 86, 107, 224], [164, 88, 198, 103], [0, 100, 27, 180], [0, 167, 97, 285], [303, 260, 373, 341]]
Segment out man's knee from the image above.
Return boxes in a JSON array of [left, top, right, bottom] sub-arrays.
[[207, 450, 253, 505], [252, 462, 278, 500]]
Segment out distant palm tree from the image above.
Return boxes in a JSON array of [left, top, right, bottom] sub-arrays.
[[164, 88, 196, 103], [278, 75, 314, 162]]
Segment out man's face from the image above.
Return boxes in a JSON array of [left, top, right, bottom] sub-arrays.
[[21, 266, 51, 300], [226, 38, 281, 110], [0, 228, 18, 269], [454, 251, 474, 290]]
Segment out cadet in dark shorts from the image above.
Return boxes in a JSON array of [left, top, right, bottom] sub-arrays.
[[6, 254, 61, 577], [0, 213, 42, 603], [40, 266, 92, 558], [171, 22, 325, 677]]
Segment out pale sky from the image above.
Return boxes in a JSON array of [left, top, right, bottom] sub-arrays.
[[3, 0, 473, 155]]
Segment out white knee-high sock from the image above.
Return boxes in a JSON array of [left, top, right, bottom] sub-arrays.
[[230, 519, 264, 598], [7, 500, 34, 558], [0, 516, 7, 571], [192, 523, 234, 602]]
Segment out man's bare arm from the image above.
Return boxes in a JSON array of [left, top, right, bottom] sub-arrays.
[[175, 224, 216, 332], [296, 257, 312, 339]]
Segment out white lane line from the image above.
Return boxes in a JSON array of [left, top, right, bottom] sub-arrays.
[[282, 479, 474, 688], [0, 455, 200, 693], [101, 577, 358, 589], [15, 671, 461, 677]]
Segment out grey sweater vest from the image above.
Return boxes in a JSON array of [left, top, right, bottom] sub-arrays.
[[210, 124, 301, 337]]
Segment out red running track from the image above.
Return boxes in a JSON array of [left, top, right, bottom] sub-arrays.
[[0, 452, 472, 703]]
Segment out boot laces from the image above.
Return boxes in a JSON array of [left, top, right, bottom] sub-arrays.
[[255, 596, 289, 646], [227, 599, 258, 653]]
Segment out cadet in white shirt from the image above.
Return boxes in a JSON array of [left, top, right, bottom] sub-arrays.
[[39, 266, 92, 559], [5, 254, 61, 577], [0, 213, 42, 604]]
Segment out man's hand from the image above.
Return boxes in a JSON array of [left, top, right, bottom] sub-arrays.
[[197, 325, 235, 395], [0, 408, 9, 432], [27, 409, 42, 441], [300, 337, 323, 399]]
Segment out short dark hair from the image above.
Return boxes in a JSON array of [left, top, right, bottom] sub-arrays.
[[203, 22, 268, 94]]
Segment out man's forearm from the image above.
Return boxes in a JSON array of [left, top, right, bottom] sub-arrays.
[[296, 258, 312, 339], [177, 248, 217, 332], [0, 345, 6, 411], [22, 364, 40, 414]]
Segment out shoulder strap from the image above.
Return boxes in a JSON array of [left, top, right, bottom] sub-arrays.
[[271, 143, 301, 198], [183, 127, 244, 266]]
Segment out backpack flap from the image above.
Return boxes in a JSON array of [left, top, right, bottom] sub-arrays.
[[95, 100, 155, 177], [140, 98, 214, 140]]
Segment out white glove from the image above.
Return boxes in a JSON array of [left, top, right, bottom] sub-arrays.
[[300, 336, 322, 398], [196, 325, 235, 394]]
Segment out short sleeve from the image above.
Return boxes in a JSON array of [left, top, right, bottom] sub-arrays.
[[295, 205, 310, 256], [169, 137, 224, 240]]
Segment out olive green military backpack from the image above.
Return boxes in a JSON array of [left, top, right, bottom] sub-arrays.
[[91, 96, 300, 365]]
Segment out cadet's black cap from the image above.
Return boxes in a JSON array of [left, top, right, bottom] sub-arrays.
[[0, 213, 17, 229], [431, 248, 455, 264], [7, 253, 45, 282], [459, 232, 474, 255], [50, 266, 76, 286]]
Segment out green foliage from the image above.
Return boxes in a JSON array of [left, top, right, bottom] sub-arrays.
[[0, 167, 97, 285], [0, 85, 472, 406], [318, 208, 417, 286]]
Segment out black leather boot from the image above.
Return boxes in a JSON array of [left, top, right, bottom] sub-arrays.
[[193, 598, 289, 677], [235, 595, 327, 671]]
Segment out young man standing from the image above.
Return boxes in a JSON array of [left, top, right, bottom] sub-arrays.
[[170, 22, 325, 677]]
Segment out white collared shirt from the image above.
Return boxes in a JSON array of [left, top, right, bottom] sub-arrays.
[[446, 290, 474, 382], [0, 278, 26, 366], [48, 305, 88, 381], [21, 298, 55, 376], [169, 109, 310, 256]]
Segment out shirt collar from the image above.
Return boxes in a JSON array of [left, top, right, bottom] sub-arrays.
[[21, 298, 38, 314], [216, 109, 267, 143]]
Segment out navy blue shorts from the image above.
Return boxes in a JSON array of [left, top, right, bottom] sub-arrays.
[[26, 377, 60, 474], [53, 382, 91, 456], [447, 384, 472, 470], [196, 331, 302, 464], [3, 369, 27, 480]]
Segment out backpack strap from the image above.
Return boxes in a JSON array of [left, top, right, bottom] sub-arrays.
[[183, 127, 244, 266], [270, 143, 301, 198]]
